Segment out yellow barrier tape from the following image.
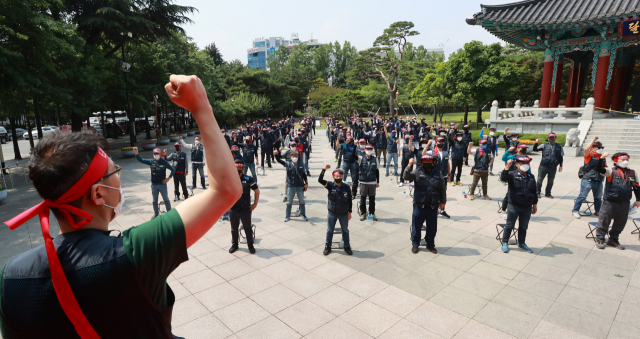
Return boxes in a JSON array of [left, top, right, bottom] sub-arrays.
[[594, 107, 638, 115]]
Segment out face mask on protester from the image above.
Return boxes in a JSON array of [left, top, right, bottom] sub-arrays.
[[618, 160, 629, 168], [334, 178, 343, 184], [175, 147, 181, 152], [457, 137, 462, 141], [154, 155, 160, 161], [291, 157, 298, 163], [360, 145, 365, 149], [440, 132, 445, 136], [519, 164, 530, 172], [437, 143, 444, 149], [489, 132, 495, 136], [391, 133, 396, 138], [422, 162, 433, 170], [365, 150, 374, 156], [94, 184, 125, 221], [481, 145, 488, 150], [511, 138, 517, 142], [549, 138, 556, 144], [195, 140, 200, 146], [596, 149, 604, 154]]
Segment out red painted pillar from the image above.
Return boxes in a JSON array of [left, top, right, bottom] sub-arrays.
[[593, 43, 612, 111], [549, 57, 564, 107], [540, 49, 555, 108], [565, 62, 579, 107], [611, 55, 632, 112], [574, 63, 586, 106]]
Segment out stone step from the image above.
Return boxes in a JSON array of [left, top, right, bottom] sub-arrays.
[[584, 133, 640, 140], [587, 128, 640, 133]]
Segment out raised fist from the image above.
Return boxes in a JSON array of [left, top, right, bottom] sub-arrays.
[[535, 138, 540, 143], [164, 74, 210, 114], [133, 147, 138, 155], [408, 158, 415, 166], [179, 136, 183, 140], [469, 142, 474, 147], [505, 127, 510, 131], [324, 164, 331, 170]]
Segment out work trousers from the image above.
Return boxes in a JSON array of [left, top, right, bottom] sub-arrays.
[[596, 200, 630, 242], [230, 209, 253, 245], [151, 183, 171, 216], [503, 204, 532, 245], [470, 172, 489, 196], [410, 204, 438, 247], [326, 212, 350, 247], [386, 152, 399, 175], [359, 183, 376, 215], [573, 179, 603, 213], [400, 159, 409, 183], [261, 145, 273, 168], [173, 173, 188, 199], [243, 162, 258, 183], [376, 148, 387, 164], [536, 165, 557, 196], [192, 163, 205, 188], [451, 159, 464, 182], [286, 186, 306, 218]]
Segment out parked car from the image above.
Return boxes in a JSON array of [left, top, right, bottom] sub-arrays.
[[14, 128, 27, 137], [23, 127, 55, 140], [0, 127, 11, 144]]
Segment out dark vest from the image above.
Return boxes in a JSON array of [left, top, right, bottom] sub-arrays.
[[172, 152, 187, 173], [433, 150, 449, 175], [358, 156, 378, 182], [376, 133, 387, 149], [401, 144, 414, 162], [327, 184, 350, 216], [241, 143, 257, 164], [232, 175, 253, 210], [286, 161, 306, 187], [583, 155, 604, 181], [1, 229, 173, 339], [540, 143, 562, 167], [151, 159, 168, 184], [507, 170, 537, 207], [412, 166, 443, 207], [604, 168, 636, 203], [387, 137, 398, 153], [474, 150, 491, 171], [451, 140, 466, 160], [191, 144, 204, 162], [343, 144, 356, 163]]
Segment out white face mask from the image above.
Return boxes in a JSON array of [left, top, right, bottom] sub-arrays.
[[365, 150, 374, 156], [457, 137, 462, 141], [195, 140, 200, 146], [94, 184, 125, 221], [440, 132, 445, 136], [489, 132, 495, 136], [154, 155, 160, 161], [511, 138, 517, 142], [596, 149, 604, 154], [618, 161, 629, 168], [519, 164, 530, 172], [291, 157, 298, 163], [360, 145, 365, 149]]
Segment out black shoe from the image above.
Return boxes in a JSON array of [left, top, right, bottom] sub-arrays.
[[385, 173, 389, 177], [344, 247, 353, 255], [202, 186, 206, 189], [306, 171, 311, 176], [248, 244, 256, 254], [411, 246, 419, 254], [283, 196, 287, 202], [229, 244, 239, 253], [596, 240, 606, 249], [372, 214, 378, 221], [545, 194, 554, 199], [440, 210, 450, 219], [606, 239, 625, 250], [537, 193, 542, 199], [426, 245, 438, 254], [323, 245, 331, 256]]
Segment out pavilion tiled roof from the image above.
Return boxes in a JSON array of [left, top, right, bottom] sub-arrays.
[[468, 0, 640, 25]]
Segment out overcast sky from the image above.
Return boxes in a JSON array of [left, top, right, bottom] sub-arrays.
[[180, 0, 509, 63]]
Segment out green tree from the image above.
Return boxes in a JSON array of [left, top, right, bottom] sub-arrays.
[[308, 86, 344, 107], [351, 21, 419, 116], [411, 63, 452, 122], [447, 41, 521, 127], [332, 41, 358, 88], [319, 90, 368, 121], [204, 42, 225, 66]]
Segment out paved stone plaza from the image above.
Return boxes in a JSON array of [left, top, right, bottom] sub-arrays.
[[2, 131, 640, 339]]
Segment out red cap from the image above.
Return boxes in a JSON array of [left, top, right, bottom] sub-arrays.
[[517, 144, 528, 149], [195, 136, 202, 140], [346, 136, 353, 140], [359, 138, 366, 143], [231, 145, 239, 151], [548, 133, 557, 138], [421, 154, 434, 160], [436, 137, 445, 142], [614, 154, 629, 162], [479, 140, 487, 144], [221, 129, 226, 132], [464, 125, 469, 128], [235, 162, 244, 169], [516, 155, 531, 162], [153, 149, 162, 154], [174, 142, 180, 146], [365, 144, 374, 150]]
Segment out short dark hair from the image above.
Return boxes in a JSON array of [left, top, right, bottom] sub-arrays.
[[592, 141, 603, 148], [611, 152, 629, 161], [29, 131, 108, 217]]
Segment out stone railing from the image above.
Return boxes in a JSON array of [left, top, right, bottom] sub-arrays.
[[490, 98, 596, 121]]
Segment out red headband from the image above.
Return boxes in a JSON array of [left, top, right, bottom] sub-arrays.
[[4, 147, 109, 338], [332, 170, 342, 176], [235, 163, 245, 169], [614, 155, 629, 162]]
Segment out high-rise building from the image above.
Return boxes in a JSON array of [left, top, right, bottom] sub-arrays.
[[247, 33, 320, 70]]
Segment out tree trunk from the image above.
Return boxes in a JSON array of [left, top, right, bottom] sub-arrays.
[[33, 97, 43, 139], [111, 109, 119, 138], [463, 105, 469, 125], [100, 110, 106, 138], [9, 117, 22, 160], [476, 106, 482, 130], [71, 112, 83, 132], [56, 103, 61, 126], [388, 92, 395, 117], [144, 109, 151, 139], [26, 116, 35, 150]]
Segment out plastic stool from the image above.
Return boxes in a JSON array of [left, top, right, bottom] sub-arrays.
[[632, 218, 640, 240]]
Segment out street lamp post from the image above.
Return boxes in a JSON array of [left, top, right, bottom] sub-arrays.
[[121, 32, 135, 146], [232, 99, 236, 126]]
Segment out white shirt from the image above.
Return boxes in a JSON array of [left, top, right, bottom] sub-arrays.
[[179, 139, 207, 164]]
